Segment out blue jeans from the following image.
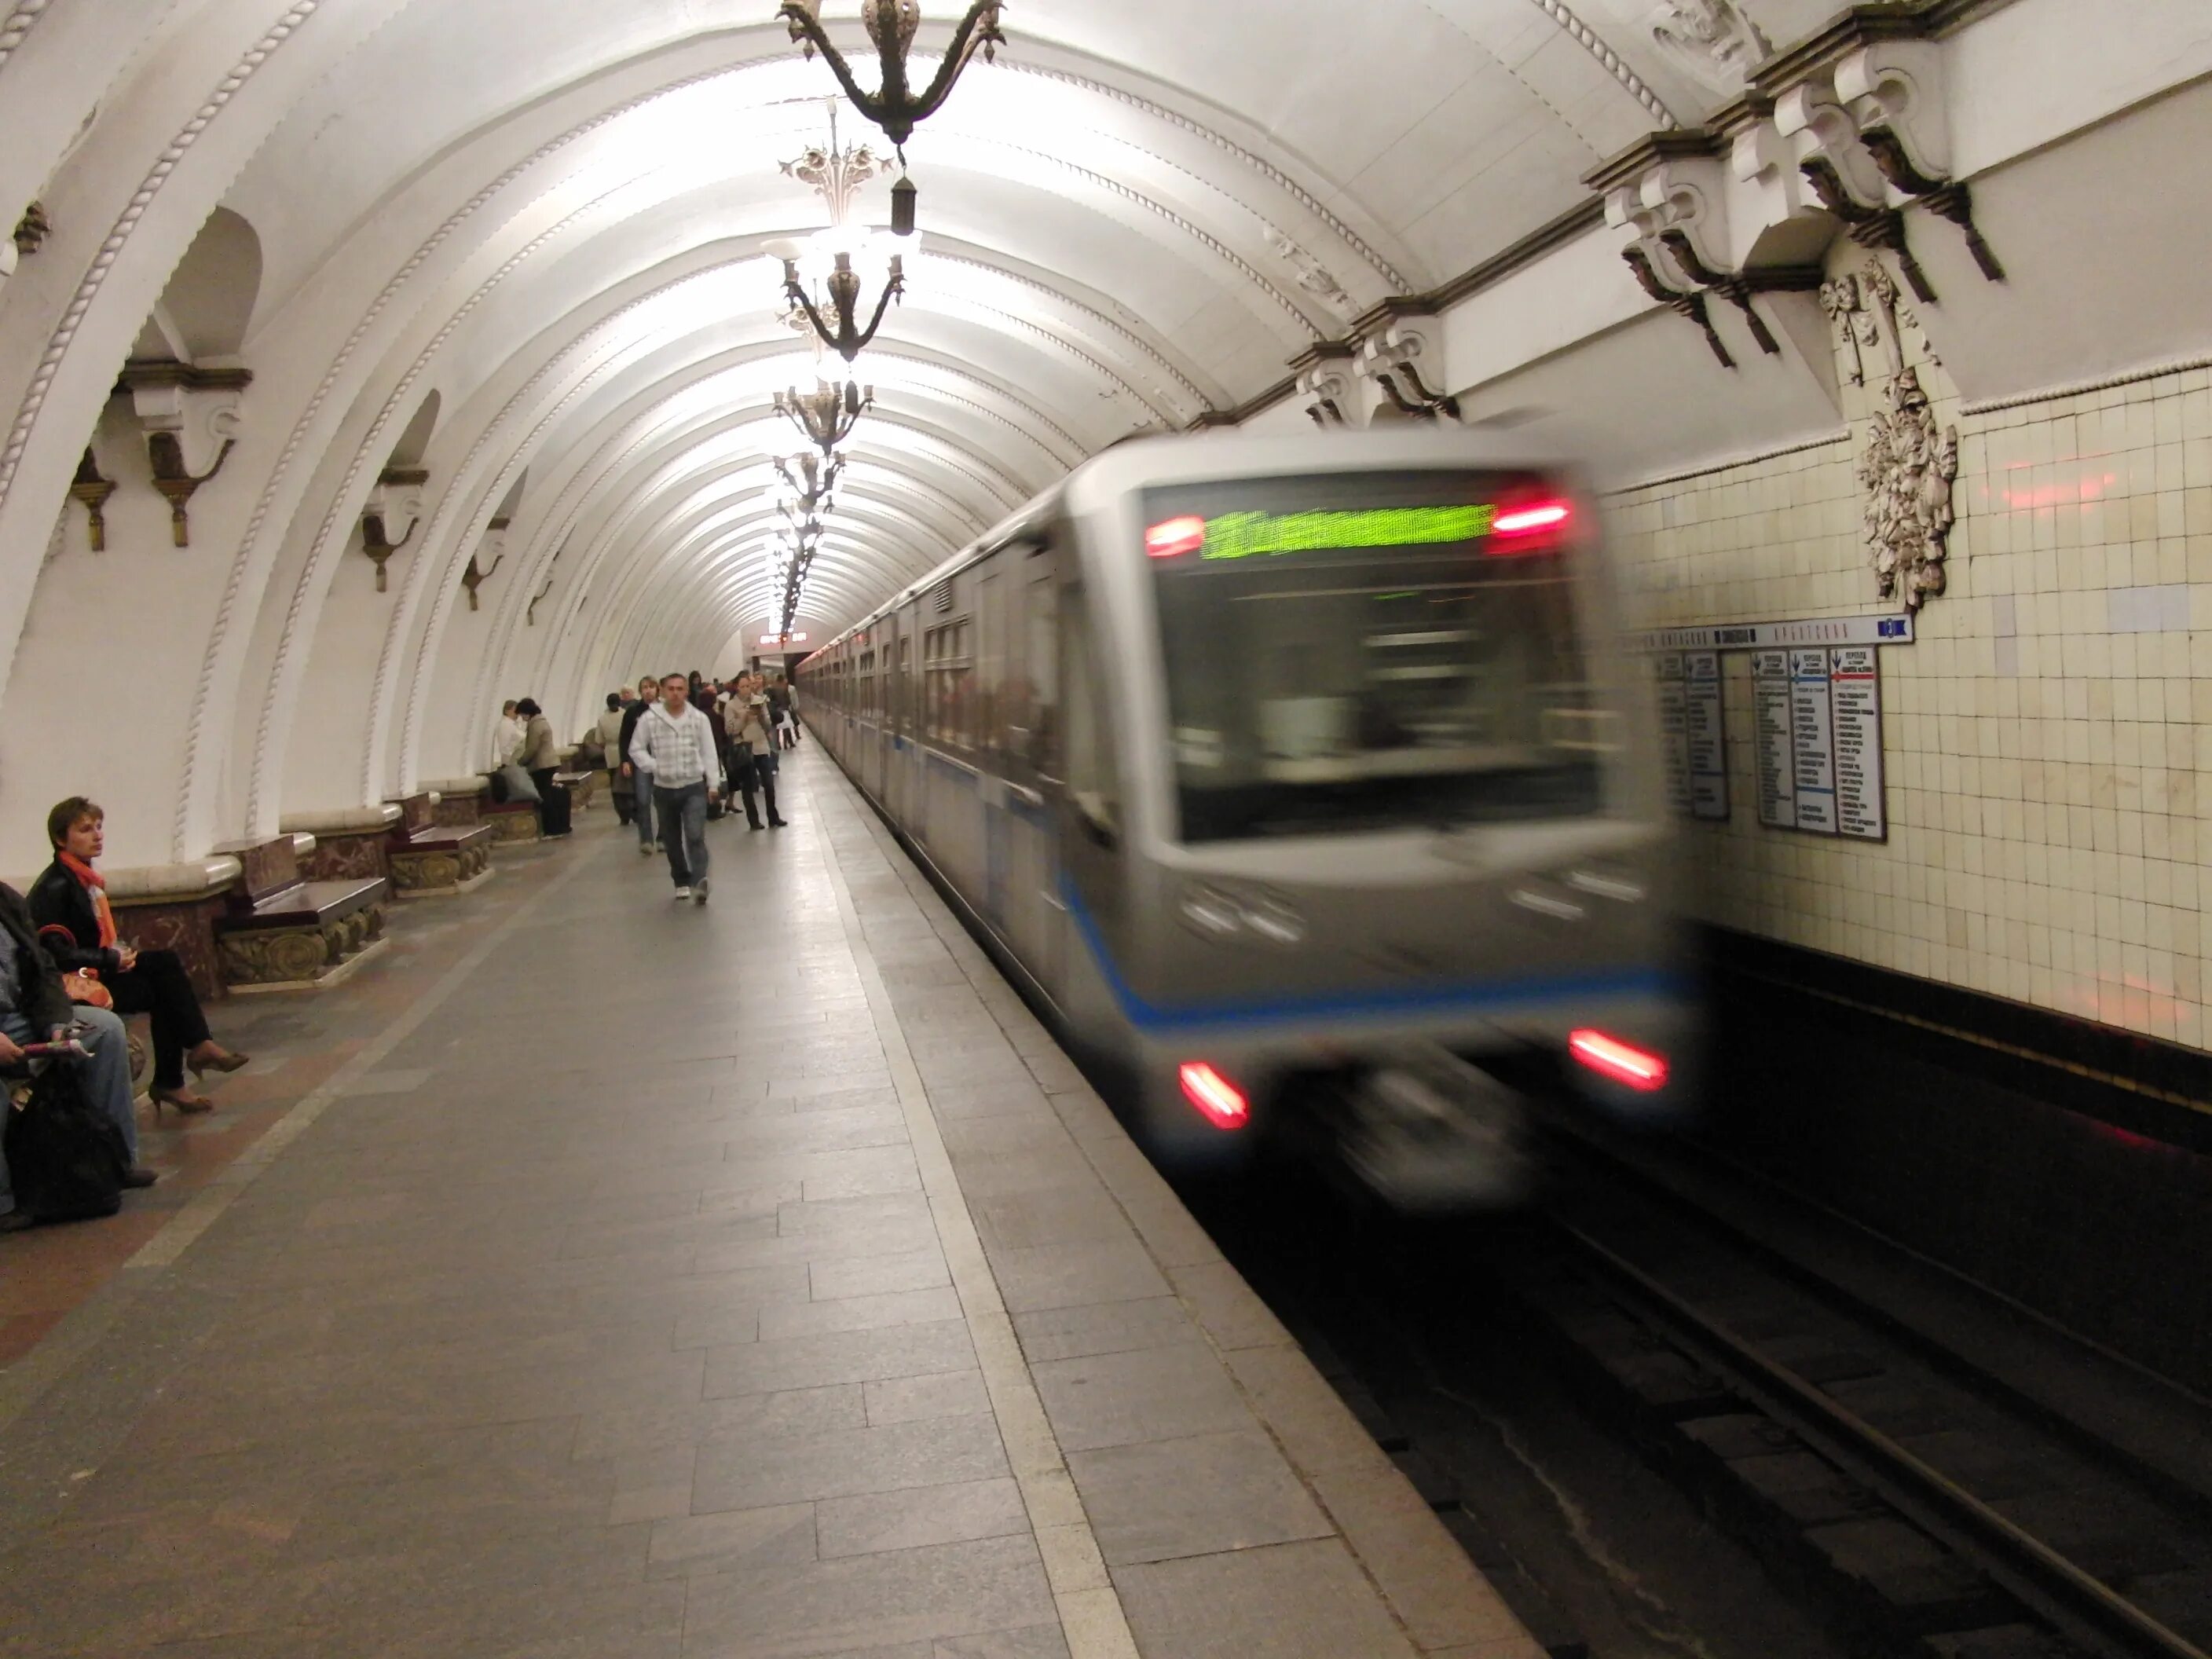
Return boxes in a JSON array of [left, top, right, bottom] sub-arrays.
[[0, 1005, 140, 1217], [632, 773, 656, 848], [654, 782, 709, 888]]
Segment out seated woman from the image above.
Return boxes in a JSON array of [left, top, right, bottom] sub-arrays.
[[29, 797, 248, 1115]]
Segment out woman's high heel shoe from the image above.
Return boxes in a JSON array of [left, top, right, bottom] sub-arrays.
[[150, 1086, 215, 1116], [188, 1047, 250, 1080]]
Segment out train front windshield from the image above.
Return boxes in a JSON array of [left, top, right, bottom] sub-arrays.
[[1145, 472, 1609, 844]]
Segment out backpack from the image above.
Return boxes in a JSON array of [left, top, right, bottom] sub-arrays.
[[3, 1059, 128, 1222]]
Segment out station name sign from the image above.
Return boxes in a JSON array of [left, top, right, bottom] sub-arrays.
[[1628, 613, 1913, 653]]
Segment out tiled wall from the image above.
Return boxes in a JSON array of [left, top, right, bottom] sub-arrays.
[[1603, 253, 2211, 1053]]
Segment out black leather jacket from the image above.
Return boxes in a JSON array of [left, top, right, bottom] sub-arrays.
[[26, 860, 119, 976], [0, 884, 79, 1034]]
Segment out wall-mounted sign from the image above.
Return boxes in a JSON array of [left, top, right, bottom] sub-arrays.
[[759, 632, 808, 646], [1629, 613, 1913, 653], [1752, 646, 1884, 840], [1657, 650, 1729, 822]]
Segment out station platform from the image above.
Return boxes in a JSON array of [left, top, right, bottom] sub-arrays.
[[0, 751, 1540, 1659]]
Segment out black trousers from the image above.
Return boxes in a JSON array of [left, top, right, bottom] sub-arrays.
[[529, 768, 573, 835], [736, 753, 779, 827], [108, 948, 212, 1089]]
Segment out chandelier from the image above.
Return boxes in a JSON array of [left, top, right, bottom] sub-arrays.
[[784, 247, 903, 364], [775, 379, 872, 457], [776, 450, 841, 521], [776, 0, 1007, 231], [773, 518, 822, 635]]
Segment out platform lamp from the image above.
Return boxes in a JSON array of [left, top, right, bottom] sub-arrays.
[[776, 0, 1005, 232]]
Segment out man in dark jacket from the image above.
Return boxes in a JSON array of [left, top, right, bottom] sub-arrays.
[[0, 883, 155, 1232], [617, 676, 660, 855]]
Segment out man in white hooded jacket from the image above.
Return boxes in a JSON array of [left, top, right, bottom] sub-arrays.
[[628, 672, 721, 904]]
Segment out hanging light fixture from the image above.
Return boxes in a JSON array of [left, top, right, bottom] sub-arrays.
[[776, 0, 1007, 229], [775, 379, 873, 458], [783, 247, 903, 364]]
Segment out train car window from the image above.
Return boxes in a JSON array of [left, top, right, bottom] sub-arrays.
[[1024, 571, 1059, 781], [1144, 471, 1604, 843], [979, 569, 1003, 759], [1061, 585, 1119, 837], [896, 634, 911, 735]]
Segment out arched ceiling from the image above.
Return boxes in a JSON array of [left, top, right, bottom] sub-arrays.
[[0, 0, 1850, 850], [197, 1, 1825, 644]]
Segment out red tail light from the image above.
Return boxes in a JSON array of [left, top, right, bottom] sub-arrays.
[[1568, 1029, 1668, 1091], [1178, 1062, 1250, 1129], [1489, 499, 1571, 554], [1145, 516, 1207, 558]]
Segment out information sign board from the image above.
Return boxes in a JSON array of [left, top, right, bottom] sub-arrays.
[[1751, 650, 1796, 829], [1789, 649, 1837, 833], [1655, 651, 1690, 817], [1683, 650, 1728, 821], [1829, 646, 1885, 840]]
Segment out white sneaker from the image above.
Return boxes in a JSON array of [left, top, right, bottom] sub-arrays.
[[693, 877, 711, 905], [639, 842, 656, 856], [671, 886, 690, 900]]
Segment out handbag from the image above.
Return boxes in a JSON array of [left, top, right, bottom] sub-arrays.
[[499, 762, 541, 804], [38, 925, 114, 1010], [4, 1054, 128, 1221]]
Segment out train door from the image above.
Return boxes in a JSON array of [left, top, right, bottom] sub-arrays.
[[1003, 548, 1060, 993], [1050, 576, 1128, 1037]]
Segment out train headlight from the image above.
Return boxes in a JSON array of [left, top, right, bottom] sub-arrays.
[[1179, 884, 1244, 939]]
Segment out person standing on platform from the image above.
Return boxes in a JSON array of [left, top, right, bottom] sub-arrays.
[[595, 693, 631, 826], [619, 676, 660, 855], [630, 672, 720, 904], [731, 673, 788, 830], [513, 699, 572, 838]]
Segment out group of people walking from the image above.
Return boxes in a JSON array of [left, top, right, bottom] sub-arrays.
[[602, 671, 800, 904]]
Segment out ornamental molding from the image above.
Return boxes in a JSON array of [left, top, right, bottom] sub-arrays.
[[0, 2, 321, 519], [1584, 3, 2001, 385], [1860, 363, 1956, 611], [0, 0, 53, 74], [461, 518, 507, 611], [1645, 0, 1771, 93]]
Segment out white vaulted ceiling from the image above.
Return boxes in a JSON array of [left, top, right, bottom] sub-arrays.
[[0, 0, 1821, 858]]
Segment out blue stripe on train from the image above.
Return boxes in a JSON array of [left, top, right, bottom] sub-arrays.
[[1057, 876, 1680, 1035]]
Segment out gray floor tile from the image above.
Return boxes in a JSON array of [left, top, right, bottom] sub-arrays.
[[1030, 1342, 1251, 1453], [1113, 1538, 1419, 1658], [1068, 1429, 1333, 1565], [809, 1247, 950, 1302], [864, 1369, 994, 1426], [678, 1533, 1054, 1657], [816, 1475, 1028, 1558], [757, 1285, 965, 1342], [692, 1411, 1008, 1513], [1013, 1297, 1208, 1364], [646, 1503, 819, 1577], [987, 1238, 1172, 1313], [704, 1320, 976, 1400], [933, 1630, 1071, 1659]]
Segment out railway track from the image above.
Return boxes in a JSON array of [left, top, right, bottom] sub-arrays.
[[1530, 1130, 2212, 1659], [1185, 1119, 2212, 1659]]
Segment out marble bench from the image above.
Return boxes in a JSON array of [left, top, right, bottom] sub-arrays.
[[214, 833, 388, 991]]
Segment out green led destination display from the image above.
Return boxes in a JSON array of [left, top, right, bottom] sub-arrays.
[[1198, 505, 1495, 561]]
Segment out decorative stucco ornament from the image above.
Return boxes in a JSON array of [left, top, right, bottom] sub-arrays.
[[1819, 276, 1866, 386], [1859, 367, 1957, 612], [1646, 0, 1770, 93], [1265, 230, 1360, 324]]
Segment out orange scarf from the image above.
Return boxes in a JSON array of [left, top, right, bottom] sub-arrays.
[[57, 851, 117, 950]]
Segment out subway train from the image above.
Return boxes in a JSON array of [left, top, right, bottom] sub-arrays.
[[798, 429, 1699, 1209]]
